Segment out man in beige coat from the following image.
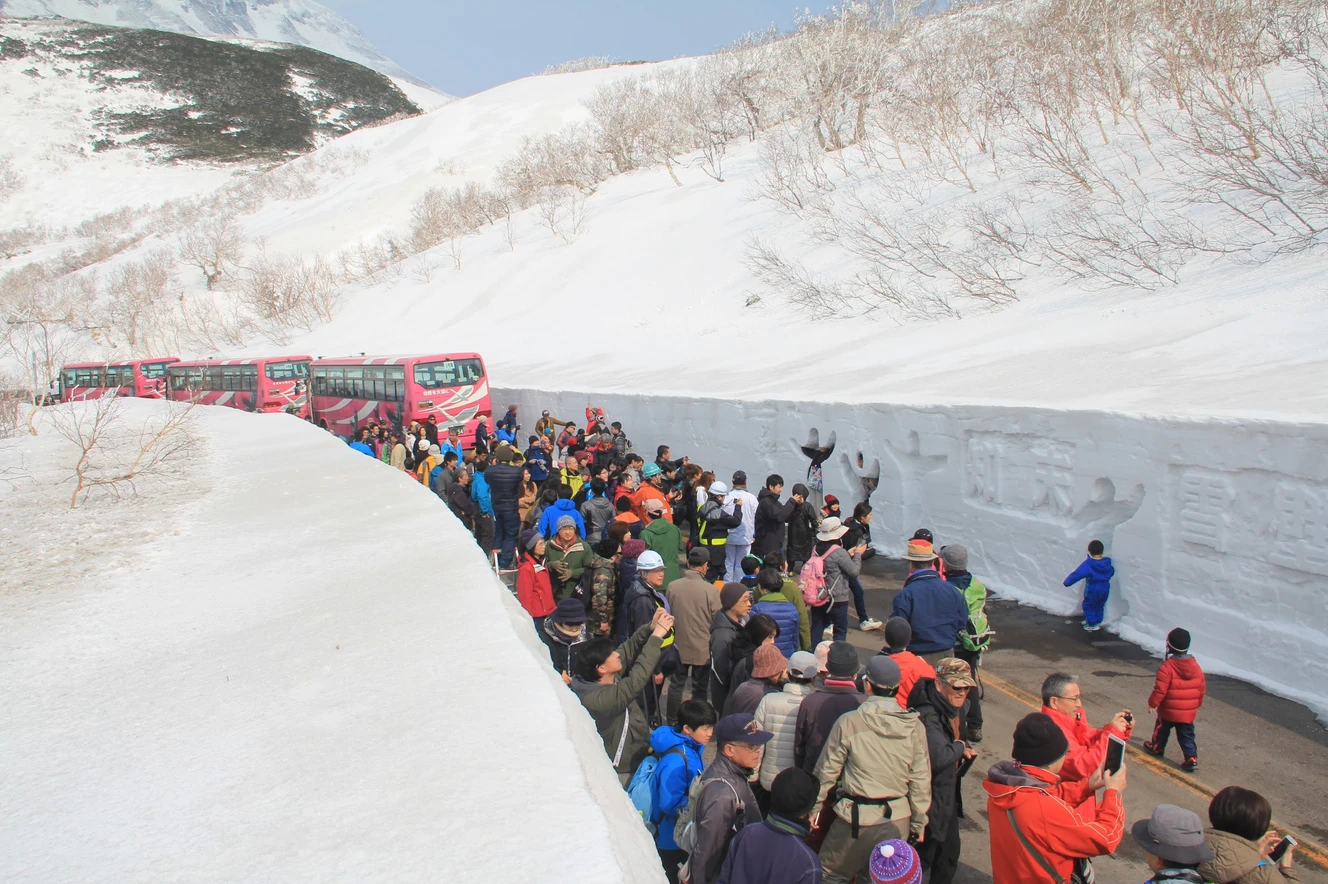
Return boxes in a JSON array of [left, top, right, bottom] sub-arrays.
[[814, 655, 932, 884], [665, 547, 722, 724]]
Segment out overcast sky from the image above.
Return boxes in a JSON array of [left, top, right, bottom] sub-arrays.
[[319, 0, 838, 96]]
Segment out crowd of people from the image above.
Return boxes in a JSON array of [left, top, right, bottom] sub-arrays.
[[342, 404, 1302, 884]]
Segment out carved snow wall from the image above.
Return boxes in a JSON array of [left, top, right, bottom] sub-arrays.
[[496, 387, 1328, 719]]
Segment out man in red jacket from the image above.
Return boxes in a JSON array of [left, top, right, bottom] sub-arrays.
[[1143, 627, 1206, 772], [1039, 672, 1133, 813], [985, 712, 1128, 884]]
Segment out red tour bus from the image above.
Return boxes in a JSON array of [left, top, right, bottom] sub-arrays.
[[60, 358, 179, 401], [166, 356, 312, 418], [309, 353, 490, 436]]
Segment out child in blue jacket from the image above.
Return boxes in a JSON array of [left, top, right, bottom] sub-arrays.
[[1064, 539, 1115, 631], [649, 700, 715, 881]]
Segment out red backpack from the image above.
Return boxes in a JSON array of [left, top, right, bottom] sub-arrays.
[[800, 547, 836, 605]]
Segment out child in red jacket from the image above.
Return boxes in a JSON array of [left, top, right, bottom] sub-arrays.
[[1143, 627, 1206, 772]]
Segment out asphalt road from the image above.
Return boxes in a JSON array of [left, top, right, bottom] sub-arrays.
[[847, 557, 1328, 884]]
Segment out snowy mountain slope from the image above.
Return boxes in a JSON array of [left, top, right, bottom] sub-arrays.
[[0, 401, 665, 882], [0, 19, 420, 230], [0, 0, 449, 98]]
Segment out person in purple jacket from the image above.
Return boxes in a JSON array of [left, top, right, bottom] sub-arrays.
[[717, 766, 823, 884], [1064, 539, 1116, 631]]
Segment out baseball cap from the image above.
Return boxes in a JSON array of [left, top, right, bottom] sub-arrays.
[[935, 657, 978, 689], [732, 470, 747, 485], [642, 498, 666, 515], [788, 651, 819, 680], [636, 550, 665, 571], [864, 655, 901, 688], [713, 713, 774, 745], [687, 547, 710, 567]]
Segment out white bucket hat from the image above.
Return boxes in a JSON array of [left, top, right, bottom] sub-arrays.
[[817, 516, 849, 542]]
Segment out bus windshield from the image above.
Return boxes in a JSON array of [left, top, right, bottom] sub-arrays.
[[265, 361, 310, 381], [413, 358, 484, 389]]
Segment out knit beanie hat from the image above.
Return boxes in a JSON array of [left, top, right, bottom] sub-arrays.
[[1166, 628, 1191, 654], [940, 544, 968, 571], [869, 839, 922, 884], [556, 515, 577, 532], [884, 617, 912, 651], [1012, 712, 1070, 767], [792, 483, 810, 498], [826, 641, 860, 678], [719, 582, 749, 611], [521, 529, 542, 552], [770, 767, 820, 819]]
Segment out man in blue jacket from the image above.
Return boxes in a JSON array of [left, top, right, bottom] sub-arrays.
[[717, 766, 823, 884], [538, 485, 587, 539], [890, 538, 968, 663], [525, 434, 552, 484], [649, 700, 716, 883]]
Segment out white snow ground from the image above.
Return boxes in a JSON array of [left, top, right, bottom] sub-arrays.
[[0, 401, 665, 882]]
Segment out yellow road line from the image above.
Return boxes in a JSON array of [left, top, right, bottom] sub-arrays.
[[981, 670, 1328, 872]]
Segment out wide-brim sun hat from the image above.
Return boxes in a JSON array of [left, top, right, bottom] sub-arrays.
[[817, 516, 849, 541], [903, 538, 937, 562]]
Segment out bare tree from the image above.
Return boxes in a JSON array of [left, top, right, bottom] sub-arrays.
[[179, 214, 245, 290]]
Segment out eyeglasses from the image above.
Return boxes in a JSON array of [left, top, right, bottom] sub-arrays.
[[1055, 695, 1083, 704]]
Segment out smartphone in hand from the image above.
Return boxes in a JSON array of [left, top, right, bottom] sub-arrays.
[[1271, 835, 1298, 863], [1104, 734, 1127, 775]]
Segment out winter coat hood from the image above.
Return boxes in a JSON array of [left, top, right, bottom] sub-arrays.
[[984, 759, 1055, 794], [1083, 557, 1114, 580], [543, 617, 586, 647], [650, 724, 703, 756]]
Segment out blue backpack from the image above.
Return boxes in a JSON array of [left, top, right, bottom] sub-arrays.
[[626, 746, 686, 834]]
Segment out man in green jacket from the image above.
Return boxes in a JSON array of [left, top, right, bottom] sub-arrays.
[[546, 517, 595, 600], [570, 607, 675, 783], [941, 544, 990, 742], [640, 498, 682, 585]]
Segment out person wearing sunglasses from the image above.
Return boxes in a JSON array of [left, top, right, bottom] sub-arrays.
[[909, 658, 980, 884]]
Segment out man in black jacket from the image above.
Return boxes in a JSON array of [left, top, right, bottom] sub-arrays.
[[753, 474, 797, 558], [785, 483, 819, 573], [485, 444, 525, 567], [907, 657, 978, 884], [445, 468, 477, 530]]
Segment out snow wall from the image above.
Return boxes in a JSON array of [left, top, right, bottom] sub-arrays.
[[497, 387, 1328, 720], [0, 404, 665, 883]]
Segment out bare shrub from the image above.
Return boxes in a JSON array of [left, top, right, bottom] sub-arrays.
[[498, 126, 610, 207], [180, 214, 245, 290], [240, 250, 341, 340], [99, 250, 179, 352], [47, 397, 197, 509], [543, 56, 617, 75], [0, 224, 45, 259], [0, 155, 23, 200]]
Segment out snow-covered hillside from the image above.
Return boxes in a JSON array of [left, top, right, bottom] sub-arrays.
[[0, 19, 421, 231], [0, 0, 448, 99], [0, 401, 665, 882]]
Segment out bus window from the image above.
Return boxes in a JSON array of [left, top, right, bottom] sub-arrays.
[[140, 362, 172, 379], [242, 366, 257, 391], [387, 367, 405, 401], [62, 369, 78, 388], [265, 361, 309, 381], [105, 365, 135, 388], [414, 358, 484, 389]]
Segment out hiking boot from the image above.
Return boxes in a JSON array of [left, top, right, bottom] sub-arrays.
[[1181, 757, 1199, 772], [968, 726, 983, 743], [1142, 740, 1164, 757], [858, 618, 883, 631]]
